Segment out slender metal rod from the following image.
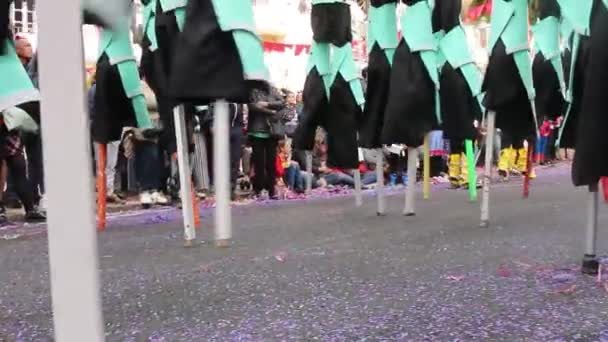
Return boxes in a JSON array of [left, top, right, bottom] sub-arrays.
[[354, 169, 363, 207], [585, 184, 599, 256], [480, 111, 496, 227], [174, 105, 196, 244], [376, 149, 385, 215], [423, 134, 431, 200], [37, 1, 105, 339], [213, 100, 232, 246], [404, 146, 418, 216]]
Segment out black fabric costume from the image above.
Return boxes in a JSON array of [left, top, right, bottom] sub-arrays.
[[532, 0, 565, 121], [310, 1, 352, 47], [382, 0, 438, 148], [436, 0, 481, 142], [572, 0, 608, 186], [92, 54, 137, 143], [560, 36, 590, 148], [169, 0, 266, 104]]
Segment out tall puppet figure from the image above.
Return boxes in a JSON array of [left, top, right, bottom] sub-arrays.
[[92, 4, 154, 145], [568, 0, 608, 274], [484, 0, 536, 180], [435, 0, 483, 191], [554, 0, 593, 156], [359, 0, 397, 149], [531, 0, 566, 164], [168, 0, 269, 246], [382, 0, 440, 148], [295, 0, 365, 169]]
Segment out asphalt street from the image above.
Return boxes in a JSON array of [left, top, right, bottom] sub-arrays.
[[1, 164, 607, 341]]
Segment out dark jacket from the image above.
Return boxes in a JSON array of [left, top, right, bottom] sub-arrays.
[[247, 88, 285, 135], [199, 102, 244, 131]]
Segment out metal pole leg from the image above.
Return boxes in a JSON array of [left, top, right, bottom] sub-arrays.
[[96, 143, 107, 230], [423, 134, 431, 200], [582, 183, 600, 275], [404, 146, 418, 216], [306, 151, 313, 194], [354, 169, 363, 207], [174, 105, 196, 246], [213, 100, 232, 247], [38, 2, 105, 339], [480, 111, 496, 227], [376, 149, 385, 216]]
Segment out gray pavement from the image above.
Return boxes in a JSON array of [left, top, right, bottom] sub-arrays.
[[1, 164, 608, 341]]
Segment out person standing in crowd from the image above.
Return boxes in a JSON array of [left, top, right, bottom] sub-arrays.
[[280, 91, 298, 139], [248, 87, 285, 199], [0, 113, 46, 224], [89, 71, 125, 204]]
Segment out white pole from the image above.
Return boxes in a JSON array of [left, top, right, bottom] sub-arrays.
[[582, 184, 600, 274], [480, 111, 496, 227], [354, 169, 363, 207], [213, 100, 232, 247], [37, 1, 104, 340], [306, 150, 313, 194], [376, 148, 385, 215], [174, 105, 196, 246], [404, 146, 418, 216]]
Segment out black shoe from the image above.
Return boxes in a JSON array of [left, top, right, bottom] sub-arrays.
[[0, 207, 8, 225], [25, 208, 46, 222]]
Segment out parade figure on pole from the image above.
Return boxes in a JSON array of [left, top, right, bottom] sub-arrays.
[[435, 0, 483, 192], [169, 0, 269, 247], [480, 0, 536, 225], [359, 0, 398, 215], [382, 0, 440, 148], [359, 0, 397, 149], [295, 0, 365, 170], [568, 0, 608, 274], [381, 0, 439, 215]]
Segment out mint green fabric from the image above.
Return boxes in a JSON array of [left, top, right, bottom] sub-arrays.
[[249, 132, 271, 139], [368, 3, 398, 53], [232, 30, 270, 82], [131, 95, 153, 129], [512, 51, 535, 100], [557, 0, 593, 36], [159, 0, 186, 12], [440, 25, 483, 100], [400, 1, 437, 53], [498, 0, 529, 54], [311, 0, 344, 4], [143, 0, 158, 51], [487, 0, 514, 52], [0, 40, 38, 112], [533, 17, 566, 98], [383, 48, 396, 65], [306, 42, 331, 76], [174, 7, 186, 31], [117, 61, 144, 99], [434, 30, 446, 70], [98, 27, 136, 63], [349, 79, 365, 108], [560, 17, 574, 49], [210, 0, 256, 32]]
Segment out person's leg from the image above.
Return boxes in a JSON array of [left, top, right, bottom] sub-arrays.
[[6, 152, 44, 220], [250, 137, 265, 195], [361, 171, 377, 185], [135, 141, 162, 205], [229, 127, 243, 194], [448, 140, 463, 188], [265, 139, 278, 197], [284, 164, 297, 189], [105, 140, 120, 198], [23, 132, 44, 203]]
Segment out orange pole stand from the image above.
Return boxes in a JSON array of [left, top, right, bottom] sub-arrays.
[[192, 187, 200, 229], [96, 143, 107, 230], [523, 146, 533, 199]]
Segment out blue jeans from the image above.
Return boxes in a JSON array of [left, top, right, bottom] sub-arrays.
[[535, 136, 548, 159], [135, 141, 161, 191], [361, 171, 377, 185], [284, 163, 305, 191]]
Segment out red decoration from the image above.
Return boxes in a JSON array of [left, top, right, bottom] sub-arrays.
[[466, 0, 492, 23], [263, 42, 311, 56]]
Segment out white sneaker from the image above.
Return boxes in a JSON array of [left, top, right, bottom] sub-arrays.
[[140, 191, 153, 206], [152, 191, 169, 205]]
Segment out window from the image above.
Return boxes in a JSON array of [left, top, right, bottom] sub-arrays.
[[11, 0, 36, 34]]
